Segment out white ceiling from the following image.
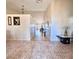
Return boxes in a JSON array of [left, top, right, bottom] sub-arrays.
[[7, 0, 53, 12]]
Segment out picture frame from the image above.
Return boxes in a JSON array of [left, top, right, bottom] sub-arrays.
[[8, 16, 12, 25], [13, 17, 20, 25]]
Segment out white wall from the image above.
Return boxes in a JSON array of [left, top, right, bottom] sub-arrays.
[[45, 0, 73, 41], [6, 14, 31, 40], [7, 10, 45, 40], [6, 8, 19, 14]]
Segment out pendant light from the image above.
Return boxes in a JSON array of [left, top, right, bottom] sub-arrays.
[[21, 5, 24, 14]]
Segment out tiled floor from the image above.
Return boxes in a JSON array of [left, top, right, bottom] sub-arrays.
[[6, 40, 73, 59]]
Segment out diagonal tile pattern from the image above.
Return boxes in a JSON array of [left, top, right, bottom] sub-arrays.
[[6, 40, 73, 59]]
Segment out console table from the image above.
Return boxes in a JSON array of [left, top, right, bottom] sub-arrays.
[[57, 35, 72, 44]]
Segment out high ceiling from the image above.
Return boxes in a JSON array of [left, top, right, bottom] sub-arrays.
[[7, 0, 53, 12]]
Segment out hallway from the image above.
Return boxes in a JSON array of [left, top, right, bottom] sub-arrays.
[[7, 40, 72, 59], [6, 0, 73, 59]]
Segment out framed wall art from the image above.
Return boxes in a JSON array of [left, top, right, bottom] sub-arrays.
[[13, 17, 20, 25], [8, 16, 12, 25]]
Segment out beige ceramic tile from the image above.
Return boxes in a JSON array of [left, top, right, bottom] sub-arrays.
[[6, 40, 73, 59]]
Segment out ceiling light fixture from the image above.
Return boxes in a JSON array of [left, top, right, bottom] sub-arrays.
[[36, 0, 42, 3]]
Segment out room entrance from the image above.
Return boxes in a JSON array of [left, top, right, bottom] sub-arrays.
[[31, 23, 50, 41]]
